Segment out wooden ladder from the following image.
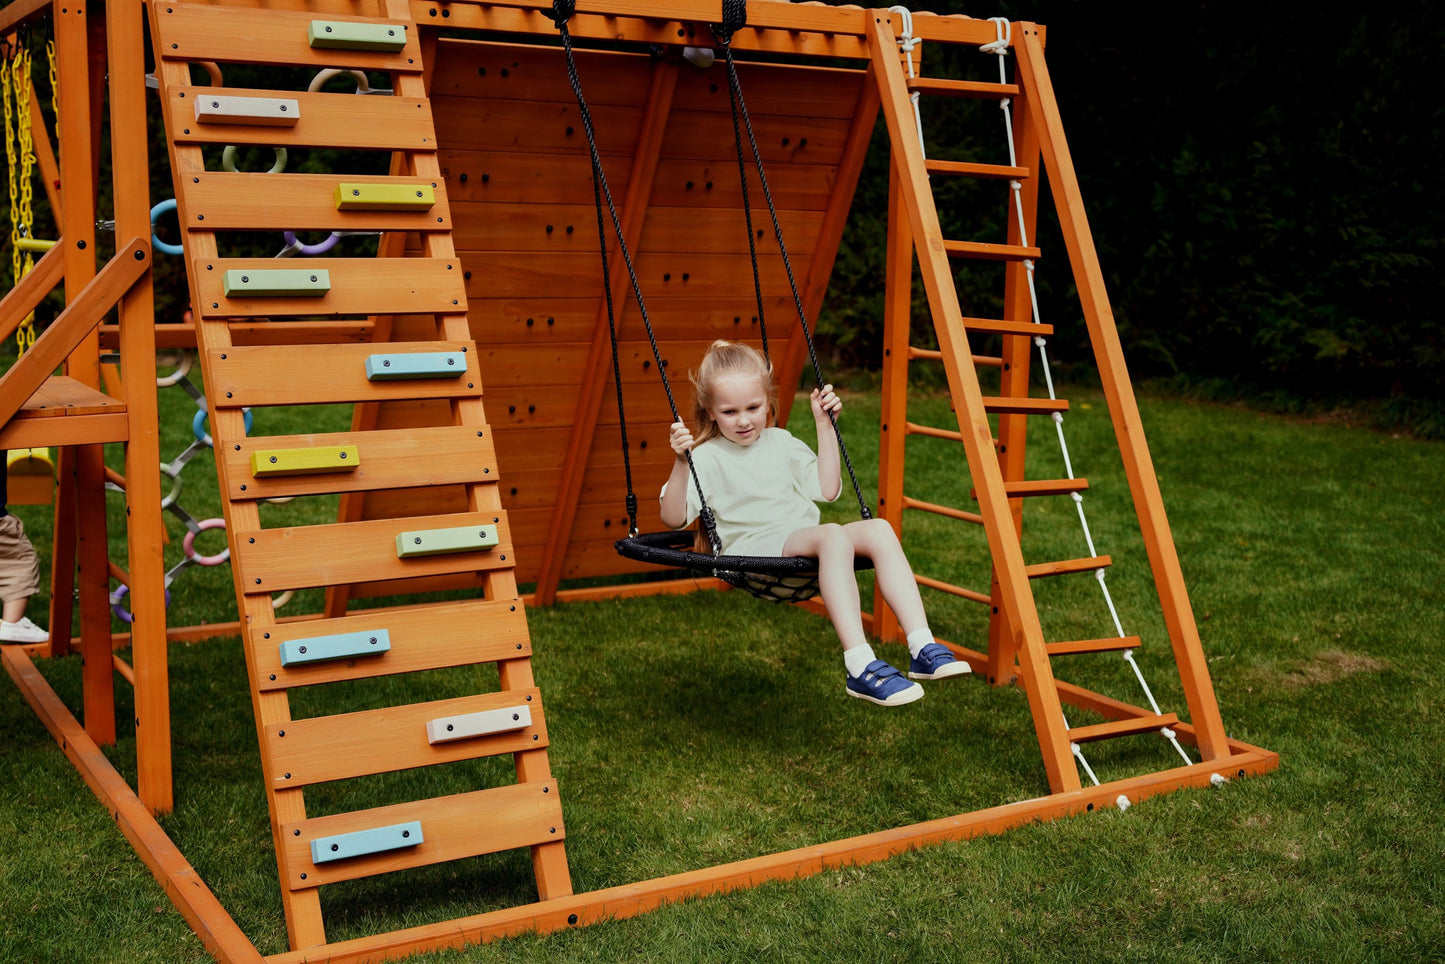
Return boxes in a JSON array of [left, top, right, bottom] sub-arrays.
[[867, 13, 1231, 794], [146, 0, 571, 949]]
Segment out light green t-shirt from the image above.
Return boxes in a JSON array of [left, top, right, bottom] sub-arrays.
[[662, 427, 839, 557]]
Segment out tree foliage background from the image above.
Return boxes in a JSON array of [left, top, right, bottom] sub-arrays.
[[818, 0, 1444, 432]]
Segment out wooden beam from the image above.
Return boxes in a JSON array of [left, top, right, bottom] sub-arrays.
[[1013, 25, 1230, 762], [532, 58, 678, 606], [0, 240, 64, 345], [0, 0, 52, 35]]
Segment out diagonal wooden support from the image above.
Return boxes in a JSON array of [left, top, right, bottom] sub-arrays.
[[867, 12, 1077, 793], [0, 238, 148, 427], [0, 240, 64, 345], [532, 58, 679, 606], [1013, 24, 1229, 760]]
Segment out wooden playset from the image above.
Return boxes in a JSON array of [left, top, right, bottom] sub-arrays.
[[0, 1, 1277, 961]]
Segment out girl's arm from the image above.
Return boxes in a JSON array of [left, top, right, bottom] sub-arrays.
[[659, 420, 695, 529], [810, 385, 842, 502]]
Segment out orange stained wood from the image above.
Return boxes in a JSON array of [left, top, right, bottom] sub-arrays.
[[1047, 635, 1141, 656], [193, 257, 465, 318], [1068, 713, 1179, 744], [164, 88, 435, 152], [254, 599, 530, 691], [226, 425, 496, 500], [868, 12, 1077, 793], [925, 159, 1030, 180], [280, 781, 564, 890], [906, 77, 1019, 100], [154, 3, 422, 71], [100, 320, 378, 349], [207, 342, 483, 407], [1023, 555, 1111, 579], [873, 164, 913, 644], [236, 511, 516, 593], [944, 240, 1041, 262], [182, 172, 451, 232], [0, 240, 147, 425], [1014, 25, 1230, 759], [962, 316, 1053, 337], [263, 687, 547, 788], [0, 239, 63, 345], [981, 396, 1068, 415]]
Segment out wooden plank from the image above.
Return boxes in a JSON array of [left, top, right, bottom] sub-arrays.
[[0, 240, 63, 346], [467, 295, 794, 344], [449, 202, 824, 255], [463, 251, 802, 299], [208, 343, 482, 407], [430, 94, 643, 156], [907, 77, 1019, 100], [263, 688, 547, 788], [279, 781, 564, 889], [194, 257, 464, 318], [981, 396, 1068, 416], [963, 317, 1054, 337], [1068, 713, 1179, 745], [1023, 555, 1111, 579], [226, 425, 496, 499], [926, 159, 1030, 180], [235, 511, 515, 593], [254, 599, 530, 691], [944, 240, 1041, 262], [164, 87, 434, 151], [154, 3, 422, 71], [1046, 636, 1140, 657], [182, 172, 450, 232]]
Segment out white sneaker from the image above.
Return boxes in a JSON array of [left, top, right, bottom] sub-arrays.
[[0, 617, 49, 644]]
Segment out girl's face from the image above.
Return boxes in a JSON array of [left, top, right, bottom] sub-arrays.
[[707, 373, 769, 446]]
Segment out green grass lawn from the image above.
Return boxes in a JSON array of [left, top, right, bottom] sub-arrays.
[[1, 380, 1442, 963]]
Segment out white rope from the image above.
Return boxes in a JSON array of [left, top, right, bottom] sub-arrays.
[[888, 6, 927, 159], [978, 18, 1193, 773]]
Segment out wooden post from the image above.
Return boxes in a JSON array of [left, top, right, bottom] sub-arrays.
[[873, 160, 911, 644]]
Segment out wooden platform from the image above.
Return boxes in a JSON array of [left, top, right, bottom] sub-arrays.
[[0, 376, 128, 448]]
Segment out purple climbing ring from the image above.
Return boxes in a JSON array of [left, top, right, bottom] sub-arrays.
[[281, 230, 342, 256], [183, 518, 231, 566], [110, 584, 173, 625]]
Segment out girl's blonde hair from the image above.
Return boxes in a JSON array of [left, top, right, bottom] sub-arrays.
[[690, 339, 778, 445]]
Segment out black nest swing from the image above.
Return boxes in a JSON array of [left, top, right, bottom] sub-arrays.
[[550, 0, 874, 602]]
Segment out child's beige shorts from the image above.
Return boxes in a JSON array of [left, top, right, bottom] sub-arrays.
[[0, 515, 41, 601]]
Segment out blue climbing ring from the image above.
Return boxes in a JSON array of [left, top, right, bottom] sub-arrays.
[[150, 199, 184, 256], [192, 406, 253, 447]]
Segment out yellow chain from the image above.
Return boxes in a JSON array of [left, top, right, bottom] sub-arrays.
[[46, 39, 56, 127], [4, 45, 37, 353]]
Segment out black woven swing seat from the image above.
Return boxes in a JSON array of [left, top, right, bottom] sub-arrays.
[[616, 530, 873, 603]]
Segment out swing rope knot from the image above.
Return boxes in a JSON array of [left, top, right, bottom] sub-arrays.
[[980, 17, 1012, 55], [711, 0, 747, 47], [548, 0, 576, 28]]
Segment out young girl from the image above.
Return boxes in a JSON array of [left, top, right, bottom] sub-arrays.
[[660, 340, 969, 706]]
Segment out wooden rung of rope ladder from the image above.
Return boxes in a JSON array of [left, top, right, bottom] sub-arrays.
[[1046, 636, 1141, 657], [1067, 713, 1179, 744], [925, 159, 1030, 180], [905, 77, 1018, 99]]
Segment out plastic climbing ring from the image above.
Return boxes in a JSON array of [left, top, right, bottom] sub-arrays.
[[279, 230, 342, 256], [271, 590, 295, 611], [182, 518, 231, 566], [221, 144, 287, 174], [150, 199, 184, 256], [160, 461, 185, 511], [110, 584, 173, 625], [192, 406, 254, 447], [155, 350, 194, 388], [307, 67, 390, 96]]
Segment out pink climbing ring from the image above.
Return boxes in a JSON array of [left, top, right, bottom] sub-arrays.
[[183, 518, 231, 566]]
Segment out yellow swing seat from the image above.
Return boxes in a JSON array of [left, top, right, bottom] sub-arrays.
[[6, 447, 55, 505]]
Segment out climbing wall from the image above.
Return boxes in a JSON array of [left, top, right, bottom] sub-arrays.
[[146, 0, 571, 950], [366, 39, 874, 591]]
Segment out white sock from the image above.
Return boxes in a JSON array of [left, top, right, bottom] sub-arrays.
[[906, 628, 935, 658], [843, 643, 878, 678]]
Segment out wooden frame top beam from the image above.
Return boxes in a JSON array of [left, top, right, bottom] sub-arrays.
[[409, 2, 1009, 57]]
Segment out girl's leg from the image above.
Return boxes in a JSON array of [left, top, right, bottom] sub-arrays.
[[782, 524, 867, 651], [842, 518, 927, 635]]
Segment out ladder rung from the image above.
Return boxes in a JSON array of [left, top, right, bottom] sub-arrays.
[[962, 316, 1054, 338], [971, 478, 1089, 500], [914, 574, 991, 605], [944, 240, 1041, 262], [982, 396, 1069, 416], [904, 421, 962, 442], [906, 346, 1004, 368], [1046, 635, 1141, 657], [925, 160, 1030, 181], [907, 77, 1020, 99], [1068, 713, 1178, 744], [1024, 555, 1111, 579], [902, 495, 982, 525]]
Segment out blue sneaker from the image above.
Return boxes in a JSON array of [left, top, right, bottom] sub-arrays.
[[908, 642, 972, 680], [846, 659, 924, 706]]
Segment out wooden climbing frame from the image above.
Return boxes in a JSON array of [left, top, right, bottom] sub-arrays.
[[0, 2, 1276, 961]]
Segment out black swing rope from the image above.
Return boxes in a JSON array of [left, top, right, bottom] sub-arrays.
[[549, 0, 870, 602]]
